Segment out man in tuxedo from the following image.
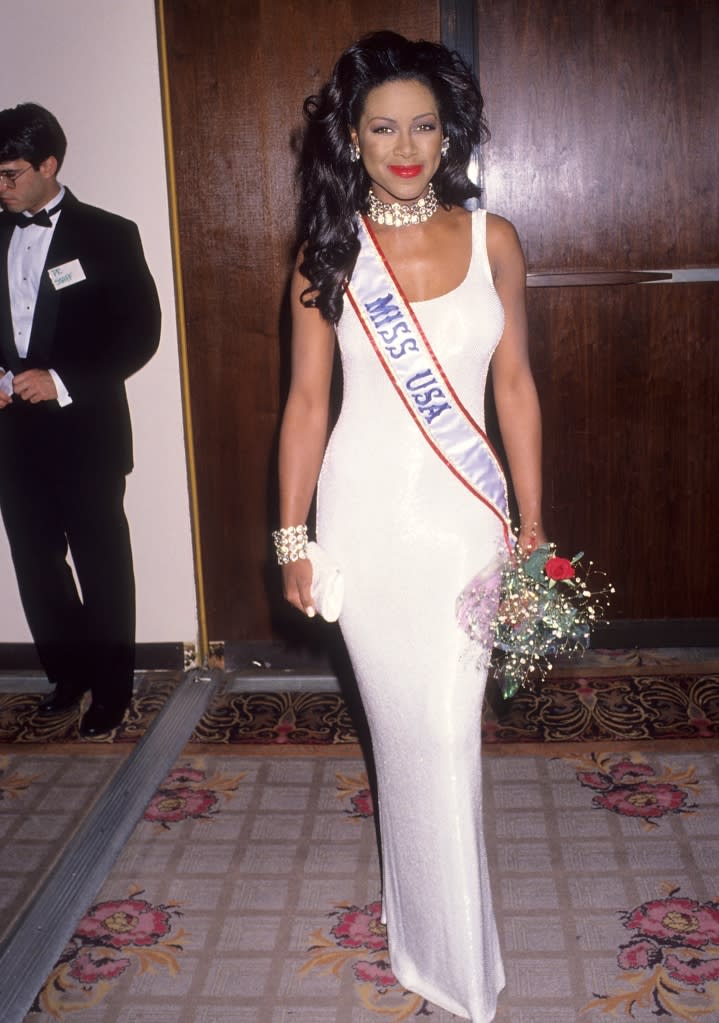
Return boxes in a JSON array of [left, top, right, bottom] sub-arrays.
[[0, 103, 161, 736]]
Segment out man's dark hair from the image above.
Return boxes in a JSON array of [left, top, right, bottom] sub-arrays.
[[0, 103, 67, 171]]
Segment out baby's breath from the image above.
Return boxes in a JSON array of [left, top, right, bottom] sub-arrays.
[[457, 543, 614, 699]]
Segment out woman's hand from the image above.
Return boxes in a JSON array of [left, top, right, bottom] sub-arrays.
[[516, 521, 548, 557], [281, 558, 316, 618]]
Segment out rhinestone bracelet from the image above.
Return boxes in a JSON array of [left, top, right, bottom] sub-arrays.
[[272, 524, 309, 565]]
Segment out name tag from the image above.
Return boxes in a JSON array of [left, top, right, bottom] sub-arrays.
[[48, 259, 86, 291]]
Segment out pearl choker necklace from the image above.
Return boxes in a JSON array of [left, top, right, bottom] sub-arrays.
[[366, 183, 438, 227]]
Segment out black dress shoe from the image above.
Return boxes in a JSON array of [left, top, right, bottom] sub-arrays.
[[35, 688, 84, 717], [79, 702, 128, 737]]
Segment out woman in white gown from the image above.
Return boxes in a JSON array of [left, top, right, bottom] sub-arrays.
[[276, 32, 546, 1022]]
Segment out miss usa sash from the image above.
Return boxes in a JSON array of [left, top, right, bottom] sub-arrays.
[[346, 215, 512, 546]]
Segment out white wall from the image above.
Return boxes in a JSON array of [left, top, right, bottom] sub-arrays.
[[0, 0, 197, 645]]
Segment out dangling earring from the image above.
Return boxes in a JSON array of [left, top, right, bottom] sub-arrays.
[[350, 141, 361, 163], [440, 137, 450, 158]]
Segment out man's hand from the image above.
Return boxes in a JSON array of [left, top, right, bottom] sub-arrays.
[[13, 369, 58, 404]]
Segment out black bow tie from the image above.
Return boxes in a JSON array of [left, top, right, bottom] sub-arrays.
[[10, 199, 63, 228]]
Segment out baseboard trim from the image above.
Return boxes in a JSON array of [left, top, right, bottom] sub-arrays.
[[591, 619, 719, 648], [0, 642, 186, 672], [223, 621, 719, 672], [3, 623, 715, 675]]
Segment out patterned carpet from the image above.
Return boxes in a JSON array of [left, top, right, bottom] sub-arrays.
[[0, 651, 717, 746], [2, 748, 717, 1022]]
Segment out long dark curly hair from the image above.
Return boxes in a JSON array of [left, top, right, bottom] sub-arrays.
[[297, 30, 489, 324]]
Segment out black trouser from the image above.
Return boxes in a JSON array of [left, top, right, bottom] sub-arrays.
[[0, 457, 135, 713]]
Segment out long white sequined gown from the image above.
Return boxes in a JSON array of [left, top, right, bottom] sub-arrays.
[[316, 209, 506, 1021]]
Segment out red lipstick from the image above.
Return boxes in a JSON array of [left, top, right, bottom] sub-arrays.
[[388, 165, 422, 178]]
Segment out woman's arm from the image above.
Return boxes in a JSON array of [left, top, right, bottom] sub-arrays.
[[277, 257, 336, 614], [487, 214, 546, 552]]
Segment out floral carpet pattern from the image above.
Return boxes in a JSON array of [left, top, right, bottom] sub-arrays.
[[299, 755, 719, 1021], [302, 900, 430, 1022], [193, 689, 358, 745], [0, 651, 717, 746], [0, 753, 40, 802], [559, 755, 719, 1020], [570, 752, 717, 1022], [200, 665, 719, 746], [584, 886, 719, 1020], [31, 889, 186, 1019], [6, 743, 719, 1022], [24, 757, 245, 1019], [483, 670, 719, 744], [142, 761, 246, 832], [336, 769, 374, 820], [566, 751, 700, 830], [0, 672, 180, 744], [302, 772, 427, 1019]]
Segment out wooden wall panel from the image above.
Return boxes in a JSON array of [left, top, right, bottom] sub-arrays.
[[528, 283, 719, 618], [477, 0, 719, 271], [477, 0, 719, 623], [162, 1, 440, 641]]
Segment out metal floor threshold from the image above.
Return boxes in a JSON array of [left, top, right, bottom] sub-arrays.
[[226, 669, 341, 693], [0, 670, 157, 694], [0, 667, 220, 1023]]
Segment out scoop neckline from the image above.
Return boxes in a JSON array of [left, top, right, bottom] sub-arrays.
[[410, 209, 477, 306]]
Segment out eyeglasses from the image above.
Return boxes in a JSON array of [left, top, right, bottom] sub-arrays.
[[0, 165, 33, 188]]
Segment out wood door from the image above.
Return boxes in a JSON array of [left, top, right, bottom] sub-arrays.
[[160, 1, 440, 647], [477, 0, 719, 637]]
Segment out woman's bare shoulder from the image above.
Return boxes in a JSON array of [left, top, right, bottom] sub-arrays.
[[486, 211, 521, 247], [485, 212, 526, 277]]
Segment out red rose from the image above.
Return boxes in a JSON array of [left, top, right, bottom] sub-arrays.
[[544, 556, 575, 581]]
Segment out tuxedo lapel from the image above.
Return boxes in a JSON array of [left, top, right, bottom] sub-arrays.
[[26, 205, 81, 364]]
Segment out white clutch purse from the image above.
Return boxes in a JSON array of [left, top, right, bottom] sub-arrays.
[[307, 541, 344, 622]]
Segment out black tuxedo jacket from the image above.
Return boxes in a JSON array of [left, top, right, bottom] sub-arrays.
[[0, 190, 161, 475]]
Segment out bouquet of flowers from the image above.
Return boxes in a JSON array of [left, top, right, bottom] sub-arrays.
[[457, 543, 614, 699]]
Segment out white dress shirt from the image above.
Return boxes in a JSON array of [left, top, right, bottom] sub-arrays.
[[7, 185, 71, 406]]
